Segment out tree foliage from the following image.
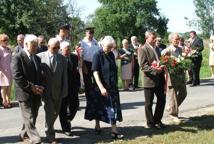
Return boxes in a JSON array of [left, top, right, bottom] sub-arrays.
[[0, 0, 73, 43], [90, 0, 168, 45], [193, 0, 214, 37]]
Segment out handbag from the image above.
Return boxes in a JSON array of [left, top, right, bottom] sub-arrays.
[[105, 95, 117, 124]]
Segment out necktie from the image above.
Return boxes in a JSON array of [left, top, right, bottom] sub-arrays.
[[30, 55, 37, 70], [51, 55, 56, 71]]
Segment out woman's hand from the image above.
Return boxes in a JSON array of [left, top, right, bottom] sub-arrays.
[[100, 87, 108, 97]]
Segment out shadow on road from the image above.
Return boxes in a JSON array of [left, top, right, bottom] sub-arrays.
[[0, 114, 213, 144]]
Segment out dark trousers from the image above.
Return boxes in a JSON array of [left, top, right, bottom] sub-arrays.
[[133, 57, 139, 87], [59, 92, 79, 132], [189, 56, 202, 85], [144, 86, 166, 125], [83, 61, 93, 100]]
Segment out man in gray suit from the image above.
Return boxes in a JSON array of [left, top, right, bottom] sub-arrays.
[[37, 38, 68, 143], [138, 31, 166, 129], [11, 34, 44, 144]]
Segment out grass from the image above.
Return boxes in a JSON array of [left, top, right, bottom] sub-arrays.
[[97, 112, 214, 144], [200, 47, 211, 78]]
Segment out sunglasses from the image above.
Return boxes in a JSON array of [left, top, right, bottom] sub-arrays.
[[2, 39, 8, 42]]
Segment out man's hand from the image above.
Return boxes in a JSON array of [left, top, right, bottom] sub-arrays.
[[32, 85, 44, 96]]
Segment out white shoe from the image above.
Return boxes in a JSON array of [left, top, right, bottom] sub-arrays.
[[169, 115, 181, 123]]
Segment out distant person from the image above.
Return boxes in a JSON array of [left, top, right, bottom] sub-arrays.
[[37, 38, 68, 143], [59, 41, 80, 136], [155, 37, 166, 54], [138, 31, 166, 129], [11, 34, 44, 143], [130, 36, 140, 89], [85, 36, 123, 139], [14, 34, 25, 54], [37, 35, 48, 53], [187, 31, 204, 86], [0, 34, 13, 108], [209, 35, 214, 78], [56, 24, 71, 43], [119, 39, 134, 91]]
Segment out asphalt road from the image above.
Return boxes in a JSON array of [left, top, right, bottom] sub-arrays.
[[0, 78, 214, 144]]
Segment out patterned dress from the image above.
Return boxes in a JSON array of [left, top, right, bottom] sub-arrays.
[[85, 49, 122, 124], [0, 46, 12, 86]]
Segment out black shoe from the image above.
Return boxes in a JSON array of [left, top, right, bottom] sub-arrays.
[[95, 128, 102, 135], [156, 122, 167, 129], [111, 132, 124, 140], [190, 84, 197, 87], [186, 81, 192, 84], [146, 124, 159, 129]]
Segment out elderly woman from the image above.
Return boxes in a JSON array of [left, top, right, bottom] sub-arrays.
[[85, 36, 123, 139], [209, 35, 214, 78], [0, 34, 12, 108], [161, 33, 187, 123], [119, 39, 134, 90]]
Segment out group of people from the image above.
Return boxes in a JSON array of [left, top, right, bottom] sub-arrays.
[[0, 22, 213, 144]]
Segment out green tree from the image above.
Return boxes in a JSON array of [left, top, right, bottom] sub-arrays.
[[90, 0, 168, 45], [191, 0, 214, 37], [0, 0, 70, 43]]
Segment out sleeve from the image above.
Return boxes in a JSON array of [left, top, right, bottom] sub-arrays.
[[61, 56, 68, 98], [138, 47, 158, 75], [196, 38, 204, 53], [92, 52, 100, 71], [11, 55, 32, 92]]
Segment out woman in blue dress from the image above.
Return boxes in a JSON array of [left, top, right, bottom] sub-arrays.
[[85, 36, 123, 139]]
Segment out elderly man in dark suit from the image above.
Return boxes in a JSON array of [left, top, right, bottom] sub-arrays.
[[59, 41, 80, 136], [11, 34, 44, 144], [187, 31, 204, 86], [138, 31, 166, 129], [37, 38, 68, 143]]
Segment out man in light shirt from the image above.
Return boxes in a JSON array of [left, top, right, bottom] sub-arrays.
[[80, 26, 101, 101]]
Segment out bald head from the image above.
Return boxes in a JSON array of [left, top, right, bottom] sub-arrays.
[[48, 38, 60, 54]]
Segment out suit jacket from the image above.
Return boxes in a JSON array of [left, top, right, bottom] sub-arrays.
[[37, 51, 68, 100], [11, 50, 43, 101], [14, 45, 23, 54], [138, 43, 164, 88], [190, 36, 204, 55]]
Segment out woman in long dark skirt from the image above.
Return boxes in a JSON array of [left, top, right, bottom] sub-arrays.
[[85, 36, 123, 139]]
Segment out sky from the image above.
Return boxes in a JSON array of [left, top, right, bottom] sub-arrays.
[[75, 0, 196, 33]]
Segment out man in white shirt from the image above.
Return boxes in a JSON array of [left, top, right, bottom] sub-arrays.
[[80, 26, 101, 100], [56, 24, 71, 44]]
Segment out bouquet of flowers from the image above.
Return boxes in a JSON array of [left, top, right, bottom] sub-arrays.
[[159, 55, 192, 79]]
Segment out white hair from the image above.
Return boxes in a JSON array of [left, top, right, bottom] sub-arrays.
[[210, 35, 214, 41], [168, 33, 180, 42], [48, 38, 59, 46], [122, 39, 129, 45], [101, 36, 115, 47], [24, 34, 38, 49], [131, 36, 137, 42], [145, 31, 156, 39], [60, 41, 70, 50]]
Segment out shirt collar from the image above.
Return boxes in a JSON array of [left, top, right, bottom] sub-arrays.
[[24, 48, 31, 58]]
